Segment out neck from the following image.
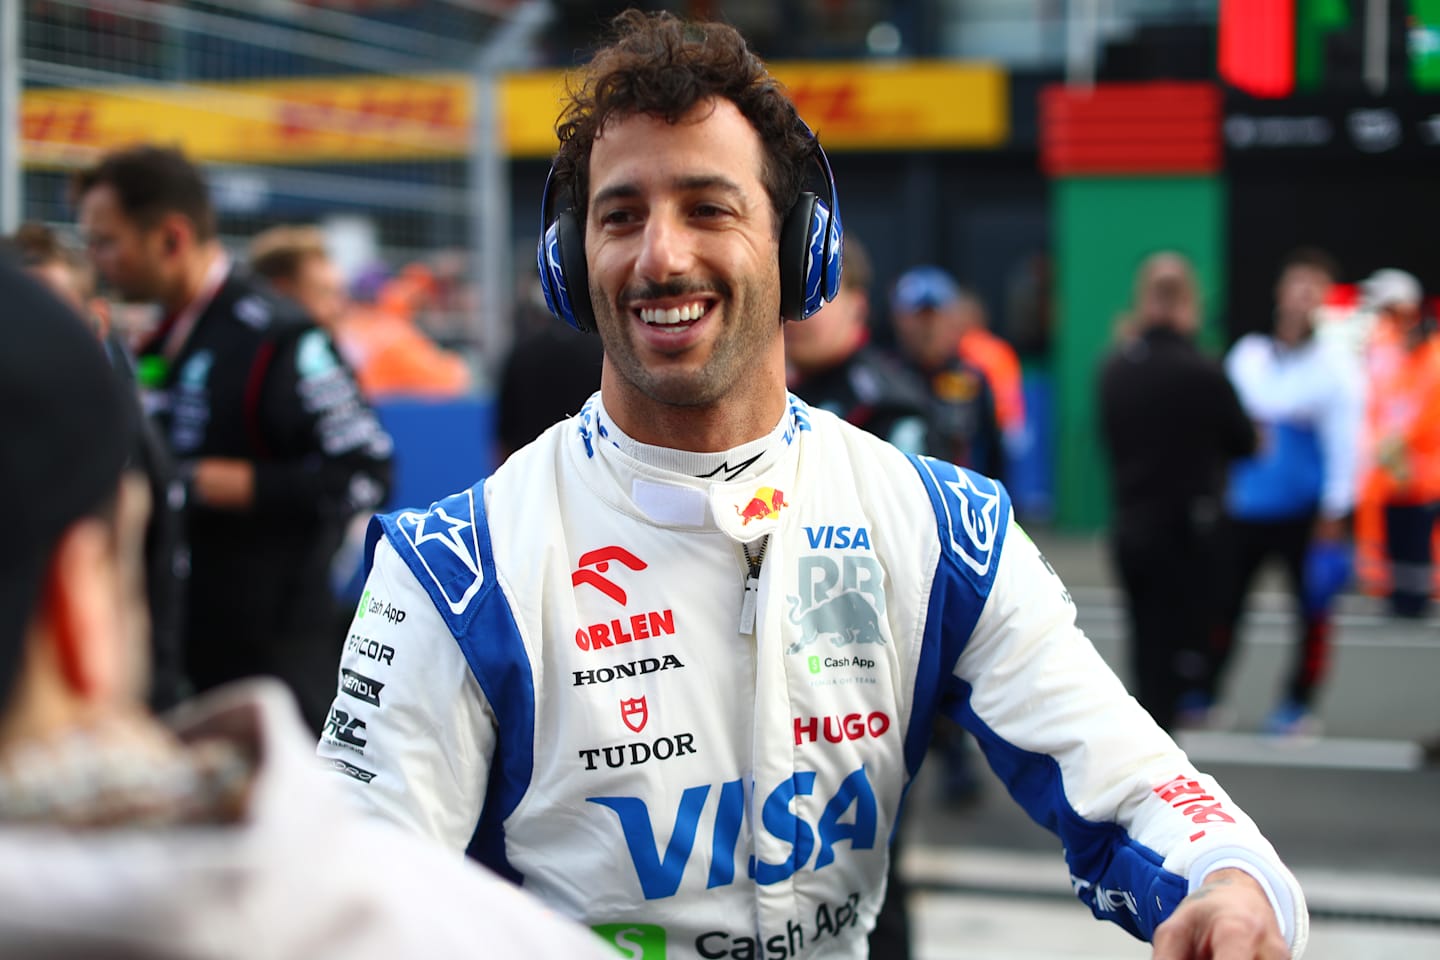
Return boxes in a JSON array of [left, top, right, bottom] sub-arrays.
[[599, 357, 789, 453], [163, 242, 224, 317]]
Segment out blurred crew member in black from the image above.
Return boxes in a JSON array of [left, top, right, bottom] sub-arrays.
[[74, 146, 394, 732], [785, 236, 930, 456], [1099, 252, 1255, 731]]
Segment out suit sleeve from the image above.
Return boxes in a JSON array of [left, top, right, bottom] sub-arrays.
[[317, 535, 494, 850], [945, 516, 1308, 955], [252, 325, 394, 519]]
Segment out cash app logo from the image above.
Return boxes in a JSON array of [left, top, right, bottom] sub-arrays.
[[357, 590, 371, 619], [593, 923, 666, 958], [809, 655, 821, 674]]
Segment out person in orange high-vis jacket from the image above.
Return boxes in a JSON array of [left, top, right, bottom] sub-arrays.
[[341, 263, 473, 400], [1360, 269, 1440, 618]]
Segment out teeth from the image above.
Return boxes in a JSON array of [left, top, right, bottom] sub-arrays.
[[640, 302, 706, 325]]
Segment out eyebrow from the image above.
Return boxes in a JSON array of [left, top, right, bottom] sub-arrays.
[[591, 174, 748, 210]]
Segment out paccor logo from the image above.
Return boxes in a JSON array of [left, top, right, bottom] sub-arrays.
[[793, 711, 891, 746], [574, 654, 684, 687], [345, 631, 395, 666], [621, 696, 649, 733], [341, 668, 384, 707], [323, 706, 367, 753], [578, 731, 697, 772], [593, 923, 666, 960], [588, 766, 877, 900], [572, 545, 647, 604], [785, 554, 886, 655]]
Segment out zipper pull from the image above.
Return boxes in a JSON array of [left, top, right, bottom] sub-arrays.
[[739, 536, 768, 635]]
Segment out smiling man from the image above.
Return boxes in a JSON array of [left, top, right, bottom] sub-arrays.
[[318, 10, 1307, 959]]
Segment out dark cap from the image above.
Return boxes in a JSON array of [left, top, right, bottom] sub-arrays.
[[0, 256, 132, 710]]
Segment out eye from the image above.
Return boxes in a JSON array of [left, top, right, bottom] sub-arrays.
[[692, 202, 728, 219], [598, 207, 639, 228]]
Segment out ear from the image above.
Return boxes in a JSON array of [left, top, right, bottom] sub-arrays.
[[159, 212, 193, 258], [43, 518, 122, 703]]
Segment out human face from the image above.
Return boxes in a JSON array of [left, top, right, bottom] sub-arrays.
[[1274, 264, 1332, 342], [585, 98, 784, 416], [893, 302, 964, 372], [292, 254, 349, 331], [78, 184, 170, 304]]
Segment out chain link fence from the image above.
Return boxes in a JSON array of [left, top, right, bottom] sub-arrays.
[[15, 0, 550, 363]]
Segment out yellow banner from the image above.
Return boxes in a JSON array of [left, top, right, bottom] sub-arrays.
[[21, 62, 1006, 166]]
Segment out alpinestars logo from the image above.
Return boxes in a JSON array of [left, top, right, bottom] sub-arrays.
[[572, 546, 647, 605]]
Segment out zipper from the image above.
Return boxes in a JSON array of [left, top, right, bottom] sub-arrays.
[[739, 535, 768, 635]]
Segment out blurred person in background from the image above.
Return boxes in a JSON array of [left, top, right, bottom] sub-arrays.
[[249, 224, 350, 334], [74, 145, 394, 733], [1357, 269, 1440, 619], [339, 261, 473, 399], [4, 222, 188, 713], [1206, 249, 1363, 737], [1099, 252, 1256, 731], [0, 259, 615, 960], [785, 234, 929, 455], [887, 265, 1005, 478], [496, 257, 604, 461]]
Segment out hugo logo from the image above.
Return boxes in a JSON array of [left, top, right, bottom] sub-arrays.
[[573, 546, 647, 605], [794, 712, 890, 746]]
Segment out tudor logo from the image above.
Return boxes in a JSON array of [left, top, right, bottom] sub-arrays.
[[621, 696, 649, 733], [572, 546, 647, 605]]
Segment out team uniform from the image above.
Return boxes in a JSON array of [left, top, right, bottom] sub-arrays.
[[138, 259, 393, 729], [789, 343, 930, 455], [318, 395, 1307, 959]]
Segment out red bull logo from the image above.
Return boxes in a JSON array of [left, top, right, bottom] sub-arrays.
[[737, 486, 788, 525]]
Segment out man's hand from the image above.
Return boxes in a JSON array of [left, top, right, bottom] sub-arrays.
[[1151, 868, 1289, 960], [191, 457, 255, 510]]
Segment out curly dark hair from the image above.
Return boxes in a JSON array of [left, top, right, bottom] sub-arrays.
[[553, 9, 818, 234]]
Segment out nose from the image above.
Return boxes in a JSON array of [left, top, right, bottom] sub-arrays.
[[633, 207, 693, 283]]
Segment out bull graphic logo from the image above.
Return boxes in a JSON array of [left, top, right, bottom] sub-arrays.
[[736, 486, 788, 525], [621, 696, 649, 733], [572, 546, 647, 605], [785, 591, 884, 654]]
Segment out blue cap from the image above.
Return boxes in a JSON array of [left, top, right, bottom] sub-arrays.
[[892, 265, 961, 313]]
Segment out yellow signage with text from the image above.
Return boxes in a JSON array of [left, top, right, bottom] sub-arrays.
[[21, 62, 1005, 166]]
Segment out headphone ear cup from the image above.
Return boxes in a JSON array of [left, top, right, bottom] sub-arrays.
[[536, 209, 595, 333], [556, 210, 594, 334], [779, 192, 818, 322]]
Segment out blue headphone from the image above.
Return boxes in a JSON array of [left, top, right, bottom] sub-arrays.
[[536, 128, 844, 333]]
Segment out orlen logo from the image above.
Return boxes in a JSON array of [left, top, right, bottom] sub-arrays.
[[737, 486, 788, 525], [794, 711, 890, 746], [572, 546, 647, 605], [1153, 774, 1236, 842], [622, 696, 649, 733]]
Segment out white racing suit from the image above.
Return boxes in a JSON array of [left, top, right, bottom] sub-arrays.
[[318, 395, 1308, 959]]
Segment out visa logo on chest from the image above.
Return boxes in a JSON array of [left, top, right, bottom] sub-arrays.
[[803, 526, 872, 550], [587, 767, 877, 901]]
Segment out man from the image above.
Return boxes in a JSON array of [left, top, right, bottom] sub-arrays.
[[4, 222, 188, 712], [249, 224, 351, 333], [786, 234, 929, 456], [889, 264, 1007, 477], [0, 260, 613, 960], [1209, 249, 1363, 736], [320, 11, 1306, 959], [75, 146, 395, 732], [1358, 268, 1440, 618], [1099, 252, 1256, 731]]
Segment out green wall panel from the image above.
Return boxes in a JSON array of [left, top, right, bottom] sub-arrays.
[[1052, 176, 1227, 532]]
